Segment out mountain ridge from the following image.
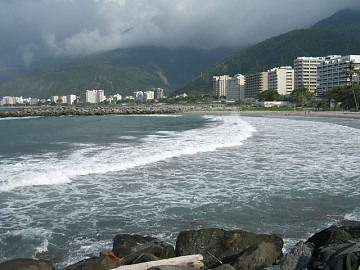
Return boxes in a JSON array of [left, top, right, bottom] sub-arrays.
[[1, 8, 360, 99]]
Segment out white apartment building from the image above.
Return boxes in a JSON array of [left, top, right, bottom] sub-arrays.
[[134, 91, 144, 102], [144, 90, 155, 102], [317, 55, 360, 96], [66, 94, 77, 105], [84, 90, 105, 103], [212, 75, 230, 98], [294, 56, 325, 93], [244, 72, 268, 99], [153, 88, 164, 100], [267, 66, 294, 95], [227, 74, 246, 100]]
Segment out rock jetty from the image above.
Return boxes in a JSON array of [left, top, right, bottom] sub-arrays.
[[0, 222, 359, 270], [0, 105, 197, 118]]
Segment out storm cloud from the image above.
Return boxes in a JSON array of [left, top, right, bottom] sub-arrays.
[[1, 0, 360, 67]]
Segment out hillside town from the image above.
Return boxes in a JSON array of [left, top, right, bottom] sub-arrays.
[[1, 54, 359, 107]]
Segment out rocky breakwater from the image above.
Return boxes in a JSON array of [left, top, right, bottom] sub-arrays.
[[0, 105, 190, 118], [1, 223, 359, 270]]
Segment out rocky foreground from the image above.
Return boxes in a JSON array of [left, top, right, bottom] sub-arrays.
[[0, 221, 359, 270]]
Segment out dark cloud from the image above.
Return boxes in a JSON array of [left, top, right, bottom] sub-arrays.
[[1, 0, 360, 67]]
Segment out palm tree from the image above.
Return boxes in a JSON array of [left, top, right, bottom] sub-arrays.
[[345, 60, 359, 111]]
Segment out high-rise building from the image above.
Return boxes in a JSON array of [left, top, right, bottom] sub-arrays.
[[245, 72, 268, 99], [227, 74, 246, 100], [212, 75, 230, 98], [84, 90, 105, 103], [153, 88, 164, 100], [317, 55, 360, 96], [267, 66, 294, 95], [294, 56, 325, 93]]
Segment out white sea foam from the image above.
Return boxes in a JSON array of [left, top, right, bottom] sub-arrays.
[[0, 116, 42, 121], [0, 115, 255, 191]]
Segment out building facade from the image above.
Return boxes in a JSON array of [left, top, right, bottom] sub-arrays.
[[294, 56, 325, 93], [84, 90, 105, 103], [227, 74, 246, 100], [244, 72, 268, 99], [267, 66, 294, 95], [212, 75, 230, 98], [317, 55, 360, 96]]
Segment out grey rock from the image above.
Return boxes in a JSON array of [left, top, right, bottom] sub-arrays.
[[112, 234, 175, 263], [62, 256, 120, 270], [280, 241, 314, 270], [231, 242, 281, 270], [175, 228, 283, 269], [0, 258, 54, 270]]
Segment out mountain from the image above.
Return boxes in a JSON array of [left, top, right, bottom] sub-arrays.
[[2, 9, 360, 99], [176, 10, 360, 96], [0, 46, 241, 99], [311, 9, 360, 40]]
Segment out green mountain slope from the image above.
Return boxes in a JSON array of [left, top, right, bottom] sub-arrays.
[[0, 46, 240, 99], [311, 9, 360, 40], [176, 28, 360, 96]]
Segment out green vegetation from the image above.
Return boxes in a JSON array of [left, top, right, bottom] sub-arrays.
[[177, 28, 360, 96], [0, 46, 239, 99], [323, 84, 360, 111]]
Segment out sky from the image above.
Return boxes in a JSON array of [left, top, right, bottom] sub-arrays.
[[1, 0, 360, 68]]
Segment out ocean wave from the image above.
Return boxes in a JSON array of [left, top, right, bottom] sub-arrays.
[[0, 115, 255, 191]]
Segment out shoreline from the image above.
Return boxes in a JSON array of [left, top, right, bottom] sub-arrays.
[[1, 104, 360, 119]]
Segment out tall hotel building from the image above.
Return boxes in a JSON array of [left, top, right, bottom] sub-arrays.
[[317, 55, 360, 96], [267, 66, 294, 95], [227, 74, 246, 100], [244, 72, 268, 98], [212, 75, 230, 98], [294, 56, 325, 94]]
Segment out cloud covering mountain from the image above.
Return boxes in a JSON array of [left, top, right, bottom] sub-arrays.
[[1, 0, 360, 68]]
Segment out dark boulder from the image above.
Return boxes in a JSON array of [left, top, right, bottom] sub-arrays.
[[231, 242, 281, 270], [148, 266, 201, 270], [62, 256, 121, 270], [280, 241, 314, 270], [0, 258, 54, 270], [306, 226, 355, 250], [175, 228, 283, 269], [305, 222, 360, 270], [210, 264, 237, 270], [112, 234, 175, 264], [308, 241, 360, 270]]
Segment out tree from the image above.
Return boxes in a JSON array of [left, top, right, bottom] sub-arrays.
[[257, 90, 282, 101], [290, 88, 314, 106], [324, 85, 360, 110], [345, 60, 360, 111]]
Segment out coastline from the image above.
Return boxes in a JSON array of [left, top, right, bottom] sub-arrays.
[[1, 104, 360, 119]]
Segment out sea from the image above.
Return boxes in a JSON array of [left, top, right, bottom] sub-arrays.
[[0, 112, 359, 269]]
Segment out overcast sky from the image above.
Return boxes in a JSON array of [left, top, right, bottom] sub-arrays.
[[1, 0, 360, 68]]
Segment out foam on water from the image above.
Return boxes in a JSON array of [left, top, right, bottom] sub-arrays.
[[1, 114, 360, 267], [0, 115, 255, 192], [0, 116, 42, 121]]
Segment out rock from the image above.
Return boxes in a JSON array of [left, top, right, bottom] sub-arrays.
[[148, 266, 200, 270], [131, 253, 160, 264], [62, 256, 121, 270], [175, 228, 283, 269], [0, 258, 54, 270], [306, 226, 355, 250], [307, 241, 360, 270], [231, 242, 281, 270], [210, 264, 237, 270], [35, 251, 57, 264], [280, 241, 314, 270], [112, 234, 175, 264]]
